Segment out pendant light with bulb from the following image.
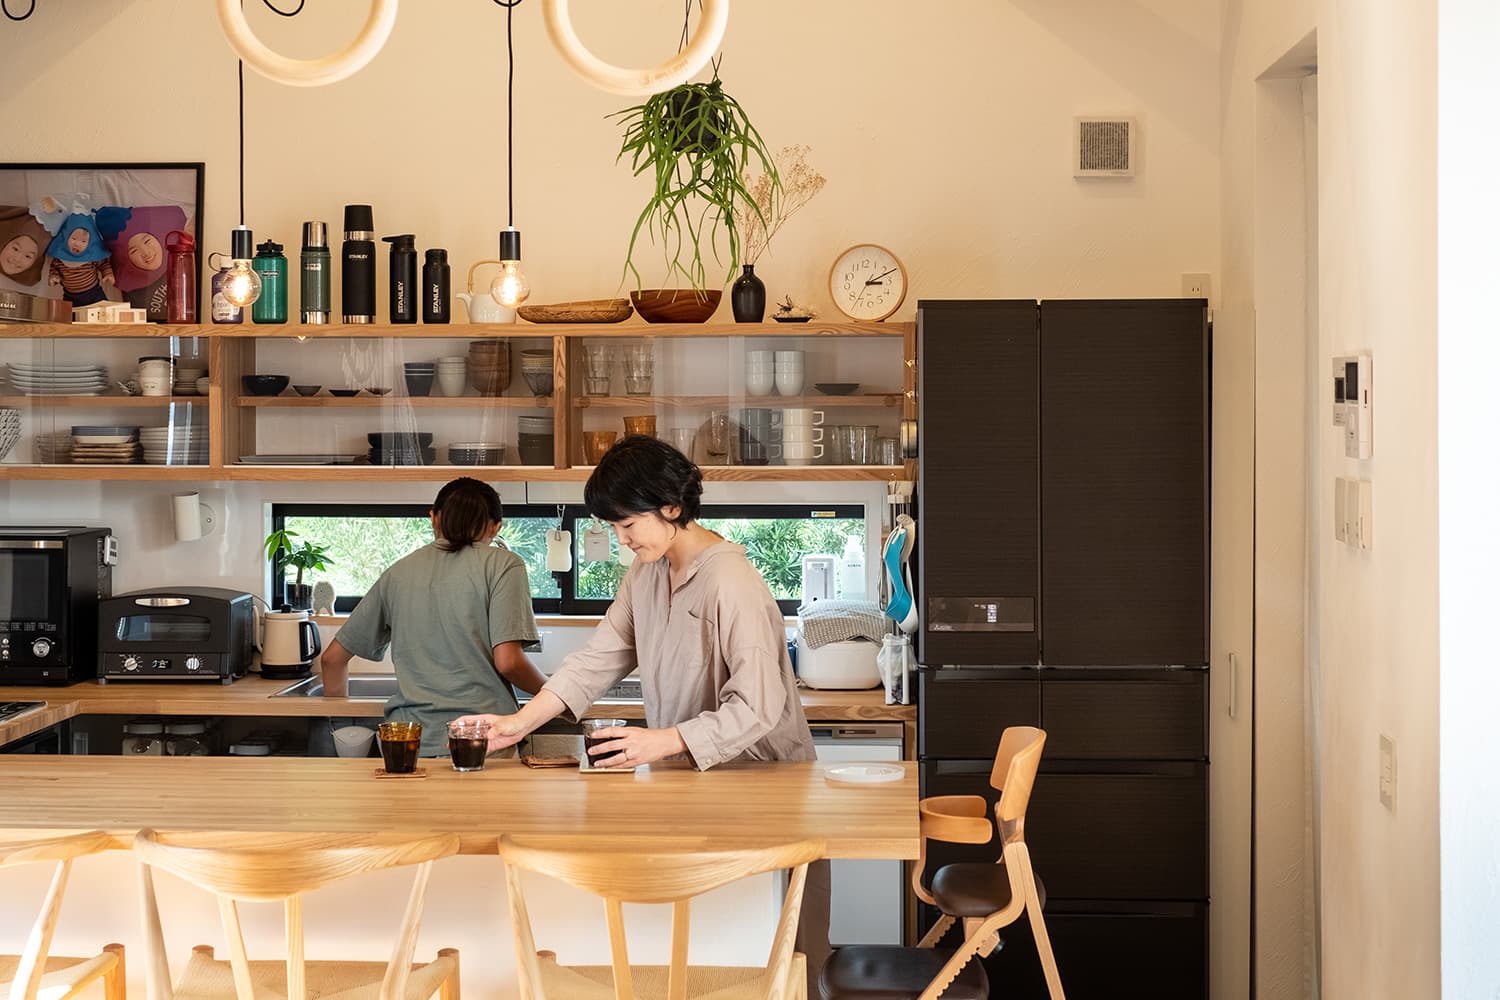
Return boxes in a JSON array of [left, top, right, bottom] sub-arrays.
[[223, 57, 262, 309], [490, 0, 531, 310]]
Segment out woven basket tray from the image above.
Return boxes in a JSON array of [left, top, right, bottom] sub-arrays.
[[518, 298, 633, 324]]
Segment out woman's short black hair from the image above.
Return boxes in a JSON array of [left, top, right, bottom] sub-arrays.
[[431, 477, 503, 551], [584, 434, 703, 527]]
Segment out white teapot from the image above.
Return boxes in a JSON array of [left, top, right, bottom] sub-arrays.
[[455, 258, 518, 324]]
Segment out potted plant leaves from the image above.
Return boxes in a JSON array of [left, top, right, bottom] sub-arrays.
[[263, 528, 334, 611], [612, 67, 780, 319]]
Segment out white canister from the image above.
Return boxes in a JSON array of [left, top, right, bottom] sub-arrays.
[[122, 718, 165, 755], [138, 356, 172, 397]]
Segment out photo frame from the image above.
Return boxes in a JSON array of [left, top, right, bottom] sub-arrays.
[[0, 163, 204, 321]]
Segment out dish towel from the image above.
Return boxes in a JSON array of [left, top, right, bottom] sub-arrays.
[[796, 599, 888, 649]]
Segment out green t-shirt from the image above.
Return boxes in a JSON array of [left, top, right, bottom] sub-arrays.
[[335, 540, 538, 755]]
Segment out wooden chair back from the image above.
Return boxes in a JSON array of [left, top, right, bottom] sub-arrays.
[[990, 725, 1045, 833], [0, 831, 118, 1000], [134, 830, 460, 1000], [498, 835, 826, 1000]]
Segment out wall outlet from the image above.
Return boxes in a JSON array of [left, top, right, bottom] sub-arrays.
[[1379, 734, 1397, 811], [1181, 272, 1211, 300]]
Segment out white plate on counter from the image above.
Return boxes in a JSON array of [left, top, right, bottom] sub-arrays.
[[824, 763, 905, 785]]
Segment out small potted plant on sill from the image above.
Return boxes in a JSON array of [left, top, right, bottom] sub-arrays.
[[263, 528, 333, 612], [611, 65, 779, 322]]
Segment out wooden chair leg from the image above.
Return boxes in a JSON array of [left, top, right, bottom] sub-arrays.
[[916, 913, 954, 948], [1024, 887, 1065, 999], [102, 942, 126, 1000], [438, 947, 460, 1000]]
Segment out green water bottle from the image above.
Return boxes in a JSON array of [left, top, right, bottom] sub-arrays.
[[252, 239, 288, 324]]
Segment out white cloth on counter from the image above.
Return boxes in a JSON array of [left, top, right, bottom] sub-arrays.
[[796, 599, 888, 649]]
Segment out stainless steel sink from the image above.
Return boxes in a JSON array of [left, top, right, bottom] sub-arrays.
[[270, 674, 398, 701]]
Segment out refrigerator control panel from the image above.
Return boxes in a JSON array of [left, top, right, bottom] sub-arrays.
[[927, 596, 1034, 632]]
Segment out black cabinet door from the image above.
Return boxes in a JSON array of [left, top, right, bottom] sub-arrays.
[[920, 759, 1208, 901], [1039, 299, 1209, 666], [917, 300, 1040, 666], [1040, 668, 1208, 760]]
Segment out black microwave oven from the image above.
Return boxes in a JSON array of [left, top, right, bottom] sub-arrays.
[[0, 526, 116, 686]]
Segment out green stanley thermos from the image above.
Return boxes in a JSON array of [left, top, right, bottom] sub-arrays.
[[251, 239, 288, 324]]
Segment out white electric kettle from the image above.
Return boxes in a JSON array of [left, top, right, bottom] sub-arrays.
[[261, 609, 322, 680], [455, 259, 518, 324]]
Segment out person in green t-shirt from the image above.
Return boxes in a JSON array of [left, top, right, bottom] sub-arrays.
[[319, 478, 547, 756]]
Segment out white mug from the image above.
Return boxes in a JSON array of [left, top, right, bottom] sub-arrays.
[[781, 425, 823, 443], [781, 408, 825, 426], [783, 441, 823, 465]]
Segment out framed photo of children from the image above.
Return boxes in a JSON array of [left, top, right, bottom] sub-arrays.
[[0, 163, 204, 321]]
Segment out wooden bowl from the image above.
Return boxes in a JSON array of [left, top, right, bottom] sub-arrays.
[[518, 298, 633, 324], [630, 289, 723, 324]]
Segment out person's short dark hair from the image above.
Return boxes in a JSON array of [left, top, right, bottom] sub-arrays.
[[431, 477, 503, 550], [584, 434, 703, 527]]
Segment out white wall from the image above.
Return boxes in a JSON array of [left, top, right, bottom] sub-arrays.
[[1437, 0, 1500, 996], [1224, 1, 1443, 998]]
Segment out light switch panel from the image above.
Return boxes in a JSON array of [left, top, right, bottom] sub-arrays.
[[1332, 358, 1348, 426], [1334, 477, 1348, 543], [1343, 353, 1373, 458], [1357, 479, 1373, 549]]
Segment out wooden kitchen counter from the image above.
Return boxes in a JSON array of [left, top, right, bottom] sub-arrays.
[[0, 755, 918, 859], [0, 677, 915, 749]]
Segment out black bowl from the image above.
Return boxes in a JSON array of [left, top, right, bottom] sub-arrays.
[[242, 374, 290, 397], [367, 431, 434, 447], [813, 382, 860, 395], [403, 373, 435, 396], [368, 447, 437, 466], [329, 388, 361, 397]]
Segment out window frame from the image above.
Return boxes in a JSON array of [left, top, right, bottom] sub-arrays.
[[271, 501, 866, 616]]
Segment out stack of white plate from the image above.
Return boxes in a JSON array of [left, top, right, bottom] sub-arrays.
[[33, 430, 72, 463], [173, 367, 206, 396], [140, 424, 209, 465], [6, 362, 108, 396]]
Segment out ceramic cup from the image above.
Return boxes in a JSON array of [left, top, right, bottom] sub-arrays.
[[138, 356, 172, 397], [774, 368, 805, 396], [782, 441, 824, 466], [781, 408, 824, 427], [746, 369, 776, 397], [781, 424, 823, 443]]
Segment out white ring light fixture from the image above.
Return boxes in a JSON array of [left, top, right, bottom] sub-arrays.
[[216, 0, 399, 88], [542, 0, 728, 96]]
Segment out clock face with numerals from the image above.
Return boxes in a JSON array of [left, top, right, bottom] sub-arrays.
[[829, 244, 907, 321]]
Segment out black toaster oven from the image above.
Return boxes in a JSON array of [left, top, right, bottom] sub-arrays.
[[98, 587, 254, 683]]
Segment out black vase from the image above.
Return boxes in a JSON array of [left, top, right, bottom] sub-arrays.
[[731, 264, 766, 322]]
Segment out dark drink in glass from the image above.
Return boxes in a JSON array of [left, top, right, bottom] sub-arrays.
[[447, 719, 491, 772], [377, 721, 422, 774], [580, 717, 630, 771]]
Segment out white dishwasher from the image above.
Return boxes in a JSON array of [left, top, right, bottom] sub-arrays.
[[811, 722, 906, 945]]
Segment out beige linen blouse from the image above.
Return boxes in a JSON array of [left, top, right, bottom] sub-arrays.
[[542, 541, 815, 769]]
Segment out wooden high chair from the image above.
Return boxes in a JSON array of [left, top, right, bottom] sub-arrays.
[[498, 835, 826, 1000], [135, 830, 462, 1000], [821, 726, 1064, 1000], [0, 830, 125, 1000]]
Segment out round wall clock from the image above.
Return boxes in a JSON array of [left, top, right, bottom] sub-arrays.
[[829, 244, 907, 321]]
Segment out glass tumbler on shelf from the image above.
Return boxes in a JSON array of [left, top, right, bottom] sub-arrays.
[[704, 409, 731, 464], [583, 343, 612, 396], [623, 343, 654, 395]]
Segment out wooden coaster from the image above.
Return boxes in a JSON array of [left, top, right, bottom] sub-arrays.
[[373, 767, 429, 779], [521, 755, 578, 769]]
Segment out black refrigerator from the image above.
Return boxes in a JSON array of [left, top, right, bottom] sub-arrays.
[[915, 299, 1210, 999]]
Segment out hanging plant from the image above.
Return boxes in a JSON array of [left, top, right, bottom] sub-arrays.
[[611, 73, 780, 294]]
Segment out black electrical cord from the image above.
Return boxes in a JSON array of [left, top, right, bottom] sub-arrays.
[[262, 0, 305, 15], [238, 59, 245, 226], [493, 0, 523, 226], [1, 0, 36, 22]]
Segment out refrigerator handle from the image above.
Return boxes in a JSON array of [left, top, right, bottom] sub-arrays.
[[1227, 652, 1239, 720]]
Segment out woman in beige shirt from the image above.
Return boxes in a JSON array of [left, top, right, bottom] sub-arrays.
[[457, 435, 826, 985]]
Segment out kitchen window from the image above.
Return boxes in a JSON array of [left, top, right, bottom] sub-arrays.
[[271, 502, 865, 616]]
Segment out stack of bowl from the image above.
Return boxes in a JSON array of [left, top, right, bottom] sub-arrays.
[[141, 424, 209, 465], [435, 356, 467, 397], [448, 441, 506, 466], [516, 416, 554, 465], [71, 426, 141, 465], [0, 407, 20, 462], [174, 365, 205, 396], [519, 349, 554, 396], [403, 361, 435, 397], [33, 430, 72, 464], [367, 431, 435, 466], [467, 340, 511, 396]]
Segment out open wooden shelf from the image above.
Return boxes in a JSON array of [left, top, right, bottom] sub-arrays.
[[0, 463, 909, 483], [232, 394, 552, 408], [0, 464, 219, 480], [0, 321, 911, 340], [0, 395, 206, 407], [573, 393, 904, 409]]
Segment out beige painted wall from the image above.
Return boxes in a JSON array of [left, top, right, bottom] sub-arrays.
[[1224, 1, 1442, 998], [0, 2, 1232, 996]]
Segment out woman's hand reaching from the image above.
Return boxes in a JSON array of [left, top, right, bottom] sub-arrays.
[[585, 726, 687, 769], [452, 713, 529, 754]]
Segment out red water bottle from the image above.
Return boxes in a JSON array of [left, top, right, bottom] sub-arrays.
[[165, 230, 197, 323]]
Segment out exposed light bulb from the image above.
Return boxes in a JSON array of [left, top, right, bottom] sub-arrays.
[[224, 225, 262, 307], [489, 226, 530, 309], [490, 260, 530, 308], [223, 259, 262, 308]]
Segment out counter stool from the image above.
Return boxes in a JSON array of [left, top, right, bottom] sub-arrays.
[[498, 834, 826, 1000], [821, 726, 1064, 1000], [135, 830, 462, 1000], [0, 830, 125, 1000]]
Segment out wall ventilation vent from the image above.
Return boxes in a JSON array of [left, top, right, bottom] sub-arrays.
[[1074, 117, 1137, 177]]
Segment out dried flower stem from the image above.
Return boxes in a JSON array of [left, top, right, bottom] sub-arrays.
[[737, 144, 827, 266]]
